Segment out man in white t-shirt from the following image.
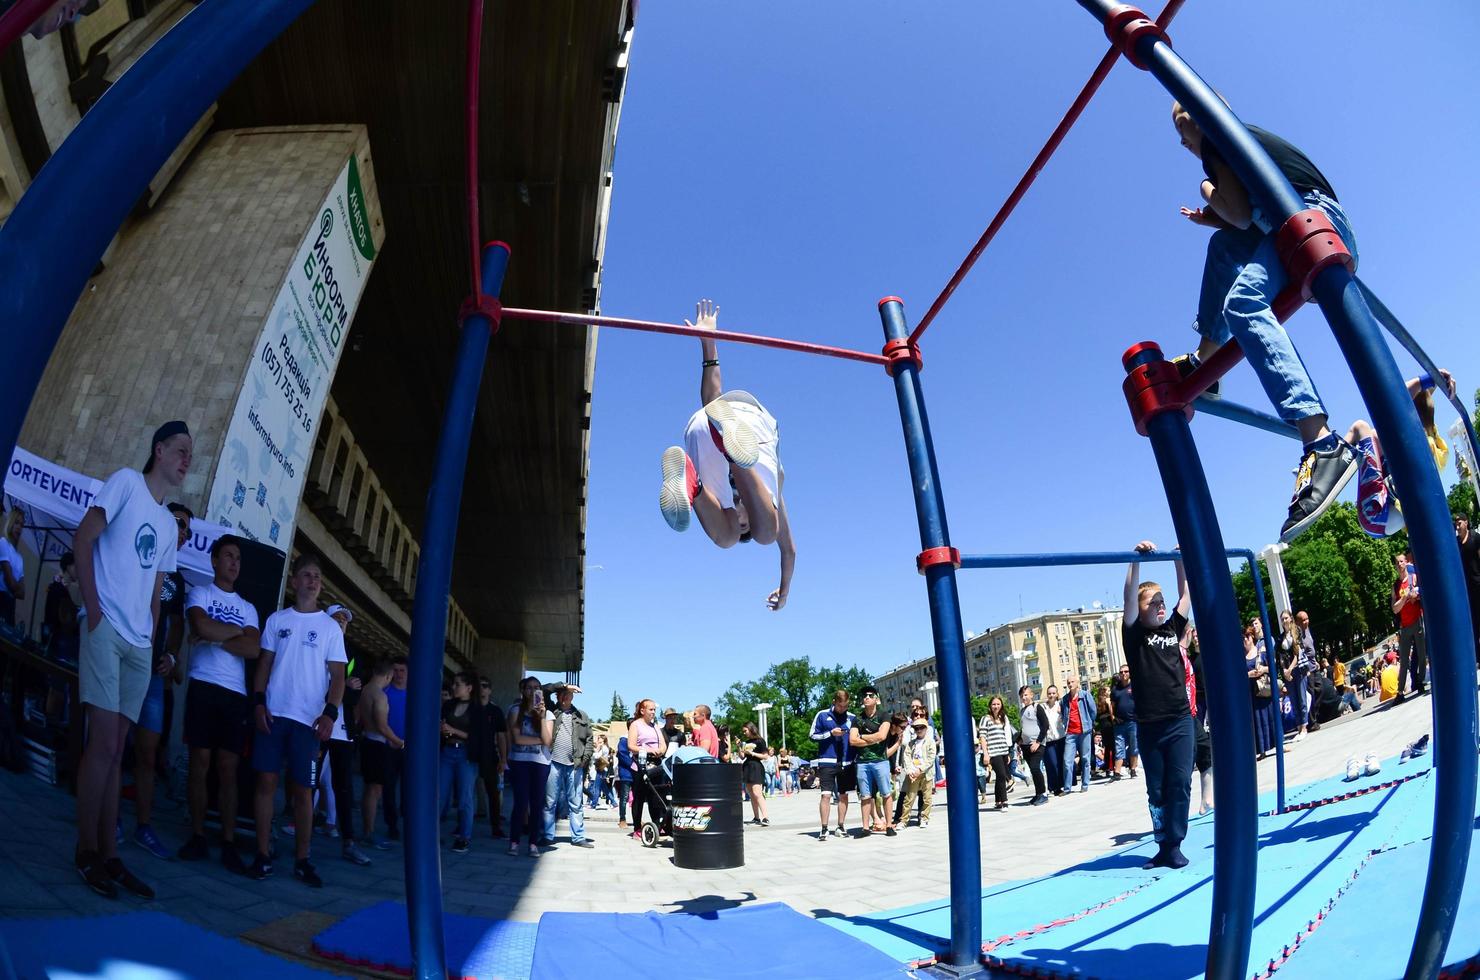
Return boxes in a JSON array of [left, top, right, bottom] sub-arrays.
[[0, 506, 28, 626], [176, 535, 260, 873], [248, 554, 346, 887], [656, 299, 797, 611], [70, 420, 192, 900]]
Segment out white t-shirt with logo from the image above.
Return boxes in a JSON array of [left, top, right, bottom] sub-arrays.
[[0, 537, 23, 596], [185, 583, 261, 695], [91, 468, 177, 648], [261, 607, 347, 728]]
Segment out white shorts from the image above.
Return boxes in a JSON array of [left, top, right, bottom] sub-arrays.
[[684, 390, 780, 510]]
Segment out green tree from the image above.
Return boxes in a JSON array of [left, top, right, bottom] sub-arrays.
[[1283, 536, 1363, 659], [1232, 557, 1275, 633], [1449, 481, 1477, 525], [714, 657, 875, 757], [608, 691, 628, 723]]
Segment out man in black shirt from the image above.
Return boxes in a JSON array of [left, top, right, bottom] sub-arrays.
[[1122, 541, 1194, 870], [1456, 515, 1480, 667], [1167, 102, 1359, 544]]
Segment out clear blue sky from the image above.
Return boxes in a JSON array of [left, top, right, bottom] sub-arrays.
[[574, 0, 1479, 719]]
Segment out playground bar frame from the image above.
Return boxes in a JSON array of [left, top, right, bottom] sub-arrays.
[[501, 309, 889, 367], [1079, 1, 1479, 975], [1193, 396, 1300, 441]]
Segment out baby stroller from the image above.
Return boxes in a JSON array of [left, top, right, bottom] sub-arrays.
[[635, 747, 715, 847]]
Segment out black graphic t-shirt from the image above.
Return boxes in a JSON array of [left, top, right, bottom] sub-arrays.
[[1121, 610, 1191, 724], [153, 570, 187, 662]]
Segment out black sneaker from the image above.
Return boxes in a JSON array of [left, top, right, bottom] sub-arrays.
[[75, 849, 118, 898], [176, 834, 210, 861], [220, 845, 248, 876], [293, 859, 323, 888], [1281, 437, 1358, 542], [885, 826, 897, 837], [451, 837, 470, 854], [1172, 352, 1220, 398], [104, 857, 155, 899], [818, 829, 828, 842], [247, 853, 273, 881]]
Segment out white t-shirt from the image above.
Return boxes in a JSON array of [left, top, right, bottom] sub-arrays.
[[261, 607, 347, 728], [0, 537, 23, 596], [684, 390, 781, 510], [185, 583, 261, 695], [90, 468, 178, 648]]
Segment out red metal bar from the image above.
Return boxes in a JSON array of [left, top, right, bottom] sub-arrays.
[[500, 308, 889, 366], [464, 0, 485, 299], [907, 0, 1186, 346]]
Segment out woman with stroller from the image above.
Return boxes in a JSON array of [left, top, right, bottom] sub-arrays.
[[738, 721, 770, 826], [625, 699, 667, 841]]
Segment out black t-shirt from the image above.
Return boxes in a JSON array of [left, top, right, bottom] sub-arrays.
[[854, 710, 887, 763], [1458, 532, 1480, 591], [44, 580, 78, 638], [1202, 125, 1337, 202], [1110, 681, 1136, 723], [1121, 610, 1191, 724], [153, 570, 187, 662]]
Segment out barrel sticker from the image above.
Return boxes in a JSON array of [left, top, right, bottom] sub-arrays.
[[672, 805, 714, 831]]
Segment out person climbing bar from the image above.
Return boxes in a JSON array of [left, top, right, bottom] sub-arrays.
[[657, 298, 797, 611], [1166, 100, 1359, 543], [1344, 370, 1457, 539]]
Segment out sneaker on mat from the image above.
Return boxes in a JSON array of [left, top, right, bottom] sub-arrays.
[[1362, 752, 1381, 777], [132, 825, 171, 860], [1345, 757, 1363, 781], [1281, 436, 1358, 542], [658, 446, 699, 532], [703, 397, 759, 468]]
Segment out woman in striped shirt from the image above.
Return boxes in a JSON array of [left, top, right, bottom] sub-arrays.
[[977, 696, 1016, 812]]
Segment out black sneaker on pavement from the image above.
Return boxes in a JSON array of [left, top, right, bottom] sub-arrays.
[[177, 834, 210, 861], [293, 859, 323, 888], [817, 829, 828, 842], [451, 837, 470, 855], [571, 838, 595, 849], [221, 844, 248, 876], [75, 849, 117, 898], [1281, 437, 1358, 542], [247, 853, 273, 881], [105, 857, 154, 899], [885, 826, 897, 837]]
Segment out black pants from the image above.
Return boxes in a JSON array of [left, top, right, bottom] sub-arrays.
[[478, 759, 504, 835], [382, 745, 405, 833], [0, 592, 14, 626], [323, 740, 355, 843], [1020, 744, 1046, 797], [989, 754, 1011, 805], [1397, 621, 1427, 693], [1043, 739, 1064, 794], [1140, 715, 1195, 848]]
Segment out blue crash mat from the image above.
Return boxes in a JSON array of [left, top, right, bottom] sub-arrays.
[[530, 902, 909, 980], [312, 900, 537, 980], [0, 911, 340, 979]]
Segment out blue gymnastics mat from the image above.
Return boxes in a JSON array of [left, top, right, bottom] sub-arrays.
[[0, 911, 341, 979], [529, 902, 910, 980], [311, 900, 537, 980]]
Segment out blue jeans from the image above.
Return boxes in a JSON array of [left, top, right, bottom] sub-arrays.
[[1114, 721, 1139, 765], [1194, 189, 1357, 423], [543, 761, 586, 842], [438, 745, 477, 839], [586, 772, 607, 808], [1140, 715, 1195, 846], [1063, 731, 1092, 790]]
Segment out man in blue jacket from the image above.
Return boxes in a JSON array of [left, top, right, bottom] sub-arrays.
[[808, 690, 856, 840], [1060, 676, 1096, 793]]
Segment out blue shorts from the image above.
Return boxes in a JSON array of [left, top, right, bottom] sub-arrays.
[[1114, 720, 1139, 761], [855, 759, 891, 798], [252, 716, 321, 788], [136, 675, 165, 734]]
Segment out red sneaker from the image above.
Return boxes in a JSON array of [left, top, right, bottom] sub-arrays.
[[659, 447, 699, 532]]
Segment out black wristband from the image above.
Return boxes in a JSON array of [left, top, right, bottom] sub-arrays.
[[702, 358, 719, 367], [322, 703, 339, 721], [251, 691, 266, 707]]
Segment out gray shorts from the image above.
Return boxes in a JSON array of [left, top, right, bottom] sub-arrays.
[[80, 616, 152, 722]]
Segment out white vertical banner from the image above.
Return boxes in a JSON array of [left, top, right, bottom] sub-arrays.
[[206, 154, 378, 546], [1450, 419, 1479, 497]]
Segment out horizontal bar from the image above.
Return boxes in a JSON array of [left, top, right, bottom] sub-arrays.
[[907, 0, 1186, 346], [958, 548, 1256, 570], [500, 308, 887, 366], [1194, 395, 1301, 440]]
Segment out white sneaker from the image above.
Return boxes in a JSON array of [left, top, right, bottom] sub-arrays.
[[1363, 753, 1381, 777], [658, 447, 697, 532], [1345, 757, 1362, 781], [1291, 731, 1306, 743], [703, 397, 759, 468]]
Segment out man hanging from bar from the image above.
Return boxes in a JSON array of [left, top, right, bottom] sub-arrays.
[[658, 298, 797, 610], [1167, 100, 1359, 542]]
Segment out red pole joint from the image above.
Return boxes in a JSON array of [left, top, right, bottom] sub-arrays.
[[1104, 4, 1170, 70], [882, 337, 923, 376], [1273, 208, 1354, 315], [1121, 341, 1190, 437], [916, 546, 961, 575], [457, 294, 503, 331]]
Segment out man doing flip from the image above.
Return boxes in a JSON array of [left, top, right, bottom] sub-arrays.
[[658, 299, 796, 610]]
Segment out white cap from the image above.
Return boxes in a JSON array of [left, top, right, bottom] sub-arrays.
[[326, 604, 354, 623]]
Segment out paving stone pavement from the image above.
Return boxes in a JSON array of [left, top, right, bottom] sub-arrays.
[[0, 693, 1446, 943]]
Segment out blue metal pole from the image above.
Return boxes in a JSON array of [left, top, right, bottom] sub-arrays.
[[1124, 345, 1256, 980], [1194, 396, 1301, 441], [404, 242, 510, 980], [1312, 264, 1477, 979], [1240, 551, 1285, 813], [0, 0, 318, 461], [878, 298, 983, 975]]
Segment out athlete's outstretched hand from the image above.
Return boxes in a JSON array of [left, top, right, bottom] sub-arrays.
[[1180, 206, 1220, 227], [767, 589, 787, 612], [685, 297, 719, 332]]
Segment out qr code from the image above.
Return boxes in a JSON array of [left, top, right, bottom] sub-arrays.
[[270, 520, 280, 543], [256, 483, 267, 506], [233, 482, 246, 507]]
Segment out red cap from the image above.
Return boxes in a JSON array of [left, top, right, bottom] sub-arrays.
[[483, 240, 512, 254], [877, 295, 904, 309]]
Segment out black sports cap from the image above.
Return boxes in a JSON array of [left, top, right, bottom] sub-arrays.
[[143, 420, 190, 472]]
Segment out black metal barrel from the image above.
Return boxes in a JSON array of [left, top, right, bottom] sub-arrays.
[[671, 762, 744, 870]]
